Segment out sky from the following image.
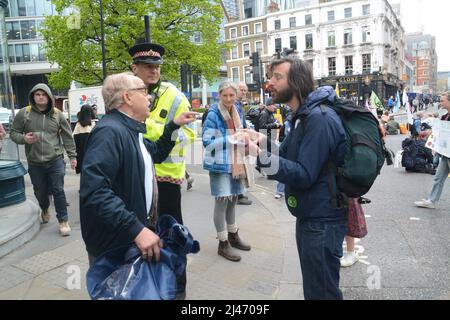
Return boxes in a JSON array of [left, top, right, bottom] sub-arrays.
[[389, 0, 450, 72]]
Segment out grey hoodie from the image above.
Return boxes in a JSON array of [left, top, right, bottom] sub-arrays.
[[10, 83, 77, 164]]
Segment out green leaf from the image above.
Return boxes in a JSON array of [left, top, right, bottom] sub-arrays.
[[42, 0, 225, 89]]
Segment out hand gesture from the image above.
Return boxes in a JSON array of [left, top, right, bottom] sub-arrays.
[[134, 227, 163, 262], [241, 129, 267, 145], [70, 159, 77, 170], [24, 132, 39, 144], [174, 112, 199, 126], [245, 140, 261, 157]]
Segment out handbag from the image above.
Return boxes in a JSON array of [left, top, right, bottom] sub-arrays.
[[86, 215, 200, 300], [347, 197, 368, 239]]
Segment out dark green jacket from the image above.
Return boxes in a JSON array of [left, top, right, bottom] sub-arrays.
[[10, 84, 76, 165]]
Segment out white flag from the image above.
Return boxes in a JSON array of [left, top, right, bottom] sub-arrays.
[[403, 90, 413, 125]]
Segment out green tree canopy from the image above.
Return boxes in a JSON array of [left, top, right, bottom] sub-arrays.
[[42, 0, 225, 89]]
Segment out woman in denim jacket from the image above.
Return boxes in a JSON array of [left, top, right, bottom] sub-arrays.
[[202, 81, 259, 262]]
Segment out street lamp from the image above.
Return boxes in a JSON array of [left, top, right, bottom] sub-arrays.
[[99, 0, 106, 80]]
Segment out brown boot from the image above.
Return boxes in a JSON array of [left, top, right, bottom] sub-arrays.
[[218, 240, 241, 262], [228, 230, 251, 251]]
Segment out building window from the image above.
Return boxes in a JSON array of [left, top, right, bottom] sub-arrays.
[[6, 21, 21, 40], [305, 14, 312, 25], [255, 41, 263, 54], [242, 25, 249, 36], [231, 67, 239, 83], [362, 26, 370, 43], [344, 28, 352, 45], [20, 20, 37, 39], [344, 7, 352, 19], [242, 43, 250, 57], [38, 43, 46, 61], [244, 7, 252, 19], [18, 0, 27, 16], [328, 57, 336, 76], [305, 34, 313, 49], [362, 4, 370, 15], [8, 44, 15, 63], [362, 54, 371, 73], [36, 19, 44, 38], [289, 17, 296, 28], [275, 38, 282, 52], [423, 70, 429, 76], [345, 55, 353, 75], [231, 46, 238, 59], [30, 43, 40, 61], [290, 36, 297, 50], [230, 28, 237, 39], [15, 43, 30, 62], [274, 19, 281, 30], [328, 31, 335, 47], [255, 23, 262, 34], [328, 11, 335, 21]]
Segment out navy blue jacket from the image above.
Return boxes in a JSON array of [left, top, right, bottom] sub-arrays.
[[263, 87, 347, 222], [80, 110, 179, 257]]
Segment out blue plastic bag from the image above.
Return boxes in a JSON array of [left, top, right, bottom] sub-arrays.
[[86, 215, 200, 300]]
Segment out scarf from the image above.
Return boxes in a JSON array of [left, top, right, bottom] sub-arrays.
[[218, 102, 249, 185]]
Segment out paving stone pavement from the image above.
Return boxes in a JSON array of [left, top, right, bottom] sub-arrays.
[[0, 173, 304, 300]]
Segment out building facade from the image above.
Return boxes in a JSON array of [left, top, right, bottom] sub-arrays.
[[406, 32, 438, 95], [4, 0, 70, 108], [224, 16, 269, 102], [266, 0, 406, 102], [224, 0, 408, 104]]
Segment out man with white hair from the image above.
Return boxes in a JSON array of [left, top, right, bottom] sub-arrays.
[[236, 81, 253, 205], [80, 73, 196, 267]]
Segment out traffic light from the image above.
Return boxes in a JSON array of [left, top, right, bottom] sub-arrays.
[[250, 52, 261, 83], [180, 64, 188, 92], [249, 52, 260, 67], [193, 74, 200, 88]]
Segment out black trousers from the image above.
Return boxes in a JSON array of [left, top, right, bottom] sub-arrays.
[[157, 181, 183, 224], [157, 181, 186, 294]]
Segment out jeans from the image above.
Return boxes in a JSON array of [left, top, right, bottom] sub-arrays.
[[28, 156, 68, 222], [276, 182, 285, 195], [429, 156, 450, 203], [296, 219, 347, 300]]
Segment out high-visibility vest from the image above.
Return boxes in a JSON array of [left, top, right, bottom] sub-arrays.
[[143, 82, 195, 181]]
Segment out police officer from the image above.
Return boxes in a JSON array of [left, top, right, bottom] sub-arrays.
[[129, 39, 195, 300]]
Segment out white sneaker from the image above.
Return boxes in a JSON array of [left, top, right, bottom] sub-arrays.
[[414, 199, 436, 209], [340, 251, 358, 268], [59, 221, 71, 237], [274, 194, 283, 199]]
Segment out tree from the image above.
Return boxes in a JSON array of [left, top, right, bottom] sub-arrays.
[[42, 0, 225, 89]]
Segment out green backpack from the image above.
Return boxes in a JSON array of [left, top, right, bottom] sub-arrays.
[[299, 98, 390, 200]]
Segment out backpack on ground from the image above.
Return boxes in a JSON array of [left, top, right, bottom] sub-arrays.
[[401, 138, 435, 174], [299, 98, 389, 200], [246, 106, 261, 128]]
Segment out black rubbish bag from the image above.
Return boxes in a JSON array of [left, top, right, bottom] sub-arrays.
[[86, 215, 200, 300]]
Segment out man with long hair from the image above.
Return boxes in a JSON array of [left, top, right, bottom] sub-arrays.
[[259, 57, 347, 300]]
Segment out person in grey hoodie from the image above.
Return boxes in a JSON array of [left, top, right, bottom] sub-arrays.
[[10, 84, 77, 236]]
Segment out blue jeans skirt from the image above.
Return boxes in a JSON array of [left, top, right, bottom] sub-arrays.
[[209, 172, 245, 198]]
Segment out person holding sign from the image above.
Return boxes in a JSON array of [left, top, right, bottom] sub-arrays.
[[414, 92, 450, 209]]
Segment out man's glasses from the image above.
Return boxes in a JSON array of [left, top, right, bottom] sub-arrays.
[[128, 87, 148, 96]]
